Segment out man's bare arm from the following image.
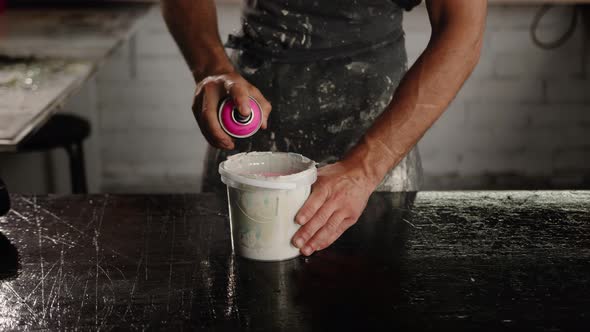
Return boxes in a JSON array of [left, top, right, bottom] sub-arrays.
[[292, 0, 487, 255], [161, 0, 234, 81], [161, 0, 272, 149], [345, 0, 487, 186]]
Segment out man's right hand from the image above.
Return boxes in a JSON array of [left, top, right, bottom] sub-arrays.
[[193, 71, 272, 150]]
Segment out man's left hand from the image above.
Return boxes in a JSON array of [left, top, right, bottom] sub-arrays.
[[291, 161, 378, 256]]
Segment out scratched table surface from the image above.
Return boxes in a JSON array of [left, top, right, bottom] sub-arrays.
[[0, 191, 589, 331]]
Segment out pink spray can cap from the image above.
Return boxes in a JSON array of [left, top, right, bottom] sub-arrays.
[[218, 96, 263, 138]]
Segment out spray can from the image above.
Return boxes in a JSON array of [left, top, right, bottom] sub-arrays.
[[218, 96, 263, 138]]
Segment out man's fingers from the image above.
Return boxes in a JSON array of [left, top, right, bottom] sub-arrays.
[[249, 87, 272, 129], [303, 214, 352, 255], [196, 84, 234, 150], [194, 73, 272, 147], [295, 184, 329, 226], [292, 198, 336, 250], [226, 81, 252, 117]]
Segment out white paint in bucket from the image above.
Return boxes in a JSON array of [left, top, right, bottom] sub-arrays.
[[219, 152, 317, 261]]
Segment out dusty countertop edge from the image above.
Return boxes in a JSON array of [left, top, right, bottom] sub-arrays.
[[7, 190, 590, 201], [0, 2, 156, 61], [0, 2, 156, 147]]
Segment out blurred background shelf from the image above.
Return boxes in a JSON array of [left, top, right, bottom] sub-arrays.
[[0, 2, 153, 60], [0, 3, 153, 152], [0, 2, 155, 192]]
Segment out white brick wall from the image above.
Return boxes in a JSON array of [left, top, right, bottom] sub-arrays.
[[407, 4, 590, 189], [1, 3, 588, 193]]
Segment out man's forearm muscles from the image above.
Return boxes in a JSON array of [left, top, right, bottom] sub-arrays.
[[345, 1, 487, 185]]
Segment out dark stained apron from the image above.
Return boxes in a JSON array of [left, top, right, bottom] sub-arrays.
[[202, 0, 422, 193]]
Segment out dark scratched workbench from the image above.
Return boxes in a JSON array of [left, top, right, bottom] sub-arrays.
[[0, 191, 588, 331]]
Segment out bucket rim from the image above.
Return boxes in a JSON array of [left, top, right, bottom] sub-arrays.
[[219, 152, 317, 190]]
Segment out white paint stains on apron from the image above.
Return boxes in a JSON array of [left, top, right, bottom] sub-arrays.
[[203, 0, 422, 192]]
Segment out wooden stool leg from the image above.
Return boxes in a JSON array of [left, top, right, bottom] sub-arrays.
[[65, 143, 88, 194]]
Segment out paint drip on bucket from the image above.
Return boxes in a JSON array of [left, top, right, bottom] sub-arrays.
[[218, 96, 263, 138], [219, 152, 317, 261]]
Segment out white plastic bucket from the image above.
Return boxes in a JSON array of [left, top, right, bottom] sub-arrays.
[[219, 152, 317, 261]]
